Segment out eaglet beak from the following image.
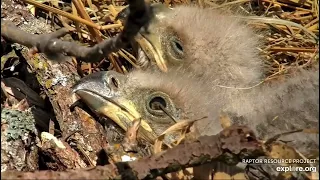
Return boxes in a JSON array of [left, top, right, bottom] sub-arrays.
[[135, 4, 172, 72], [72, 71, 157, 143]]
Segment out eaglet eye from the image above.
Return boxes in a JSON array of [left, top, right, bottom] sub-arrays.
[[145, 92, 180, 124], [149, 96, 167, 111], [171, 38, 183, 54], [167, 36, 184, 60], [146, 92, 173, 118]]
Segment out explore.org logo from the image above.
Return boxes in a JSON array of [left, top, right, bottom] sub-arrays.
[[276, 166, 317, 173], [242, 158, 318, 173]]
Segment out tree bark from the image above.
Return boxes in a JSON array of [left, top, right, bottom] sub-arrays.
[[2, 125, 264, 180]]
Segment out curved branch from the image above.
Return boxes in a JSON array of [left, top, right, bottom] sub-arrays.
[[1, 0, 151, 63]]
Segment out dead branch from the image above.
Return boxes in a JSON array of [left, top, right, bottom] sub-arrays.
[[2, 125, 264, 180], [2, 0, 110, 167], [1, 0, 150, 63]]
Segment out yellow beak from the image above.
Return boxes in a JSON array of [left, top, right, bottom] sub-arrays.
[[72, 71, 157, 143]]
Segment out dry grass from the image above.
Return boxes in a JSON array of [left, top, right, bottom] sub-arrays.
[[201, 0, 319, 79]]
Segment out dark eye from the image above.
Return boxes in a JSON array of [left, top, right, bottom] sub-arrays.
[[168, 37, 184, 60], [146, 92, 171, 117], [145, 92, 180, 123], [149, 96, 167, 111], [171, 38, 183, 55]]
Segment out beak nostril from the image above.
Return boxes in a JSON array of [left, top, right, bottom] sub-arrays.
[[111, 77, 119, 88]]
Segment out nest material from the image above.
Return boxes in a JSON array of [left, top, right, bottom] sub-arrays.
[[1, 0, 319, 178], [7, 0, 317, 76]]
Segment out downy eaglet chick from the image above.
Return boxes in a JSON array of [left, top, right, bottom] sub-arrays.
[[132, 4, 265, 88], [72, 4, 319, 157], [73, 67, 319, 154]]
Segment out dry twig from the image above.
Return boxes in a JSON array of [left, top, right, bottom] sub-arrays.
[[2, 125, 264, 180], [1, 0, 151, 64]]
